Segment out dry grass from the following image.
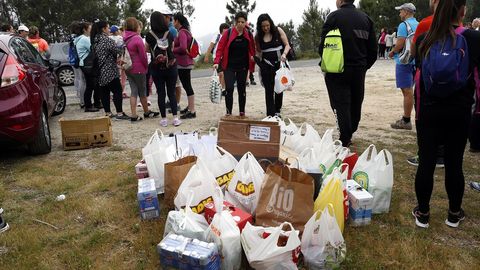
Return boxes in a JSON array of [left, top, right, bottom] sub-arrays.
[[0, 131, 479, 270]]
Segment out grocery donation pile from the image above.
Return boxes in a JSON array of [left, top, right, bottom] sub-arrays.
[[135, 116, 394, 270]]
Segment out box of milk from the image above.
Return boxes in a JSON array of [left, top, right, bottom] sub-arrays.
[[137, 178, 160, 220], [135, 160, 149, 179], [346, 180, 373, 226]]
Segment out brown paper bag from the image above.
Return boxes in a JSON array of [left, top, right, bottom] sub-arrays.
[[164, 156, 197, 209], [255, 162, 314, 232]]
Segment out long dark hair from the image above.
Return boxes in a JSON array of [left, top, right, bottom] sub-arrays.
[[150, 11, 168, 35], [90, 20, 108, 45], [173, 13, 190, 31], [255, 13, 279, 43], [419, 0, 466, 58]]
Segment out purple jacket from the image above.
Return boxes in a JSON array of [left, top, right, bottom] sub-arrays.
[[123, 30, 148, 74], [173, 28, 194, 68]]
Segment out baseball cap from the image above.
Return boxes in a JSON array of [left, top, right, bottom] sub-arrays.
[[18, 25, 29, 32], [395, 3, 416, 13], [159, 8, 173, 16], [110, 25, 119, 33]]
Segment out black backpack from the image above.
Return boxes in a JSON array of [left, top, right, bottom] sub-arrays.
[[82, 45, 98, 75]]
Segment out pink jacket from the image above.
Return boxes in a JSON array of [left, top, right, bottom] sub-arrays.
[[123, 30, 148, 74], [173, 28, 195, 68]]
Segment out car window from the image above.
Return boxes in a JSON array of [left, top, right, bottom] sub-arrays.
[[22, 40, 47, 67], [10, 38, 36, 64]]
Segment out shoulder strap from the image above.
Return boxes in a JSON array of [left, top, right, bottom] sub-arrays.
[[149, 30, 160, 40]]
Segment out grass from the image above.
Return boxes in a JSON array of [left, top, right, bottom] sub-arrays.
[[0, 131, 479, 269]]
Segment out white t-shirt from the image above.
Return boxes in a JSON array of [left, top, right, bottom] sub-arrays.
[[210, 33, 222, 59], [385, 34, 394, 47], [110, 35, 124, 48]]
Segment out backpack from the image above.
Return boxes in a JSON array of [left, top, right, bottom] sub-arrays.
[[398, 21, 415, 65], [68, 38, 80, 68], [421, 27, 470, 98], [150, 30, 174, 69], [121, 37, 133, 71], [180, 29, 200, 59], [82, 45, 97, 75], [320, 29, 344, 73]]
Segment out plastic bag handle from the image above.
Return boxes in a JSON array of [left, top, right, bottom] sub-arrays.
[[212, 69, 218, 77], [209, 127, 218, 136], [213, 186, 224, 213]]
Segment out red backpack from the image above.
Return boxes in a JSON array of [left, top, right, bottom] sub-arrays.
[[180, 29, 200, 59]]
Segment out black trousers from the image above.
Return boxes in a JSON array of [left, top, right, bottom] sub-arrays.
[[470, 113, 480, 150], [81, 67, 100, 108], [415, 105, 470, 213], [178, 68, 194, 96], [224, 68, 248, 115], [325, 67, 366, 146], [100, 77, 123, 114], [260, 65, 283, 116], [152, 65, 178, 117]]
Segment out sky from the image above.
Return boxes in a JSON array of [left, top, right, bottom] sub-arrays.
[[143, 0, 338, 39]]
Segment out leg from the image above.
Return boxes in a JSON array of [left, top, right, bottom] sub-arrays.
[[219, 71, 225, 90], [469, 113, 480, 151], [401, 88, 414, 118], [110, 78, 124, 114], [236, 69, 248, 114], [223, 69, 236, 115], [166, 67, 178, 116], [178, 69, 195, 112], [153, 72, 167, 118], [127, 73, 139, 117], [100, 84, 111, 114], [175, 76, 182, 108], [93, 79, 102, 108], [325, 71, 353, 146], [81, 68, 94, 108], [261, 67, 275, 116], [349, 69, 366, 134]]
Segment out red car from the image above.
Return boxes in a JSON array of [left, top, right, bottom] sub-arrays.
[[0, 32, 66, 154]]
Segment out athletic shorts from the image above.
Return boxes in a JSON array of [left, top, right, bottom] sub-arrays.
[[395, 63, 415, 89], [126, 72, 147, 97]]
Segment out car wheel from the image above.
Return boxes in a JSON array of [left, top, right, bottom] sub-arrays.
[[57, 66, 74, 86], [28, 108, 52, 155], [52, 86, 66, 116]]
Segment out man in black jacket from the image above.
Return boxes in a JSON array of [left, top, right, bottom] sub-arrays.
[[319, 0, 377, 147]]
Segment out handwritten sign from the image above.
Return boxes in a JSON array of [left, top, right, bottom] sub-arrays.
[[249, 126, 271, 142]]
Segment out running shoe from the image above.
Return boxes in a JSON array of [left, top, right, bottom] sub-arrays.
[[412, 206, 430, 228], [445, 209, 465, 228]]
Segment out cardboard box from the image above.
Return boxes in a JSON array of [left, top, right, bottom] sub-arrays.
[[204, 201, 253, 232], [135, 160, 149, 179], [346, 180, 373, 226], [59, 117, 112, 150], [137, 178, 160, 220], [218, 117, 280, 161]]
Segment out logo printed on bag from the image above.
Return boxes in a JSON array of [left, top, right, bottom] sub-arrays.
[[266, 184, 294, 219], [190, 196, 213, 214], [210, 224, 221, 237], [319, 164, 327, 175], [216, 170, 235, 188], [235, 181, 255, 196], [352, 171, 369, 190]]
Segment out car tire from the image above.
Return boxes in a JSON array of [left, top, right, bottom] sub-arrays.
[[56, 66, 74, 86], [52, 86, 66, 116], [28, 108, 52, 155]]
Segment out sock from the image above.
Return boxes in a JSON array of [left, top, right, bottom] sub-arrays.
[[403, 116, 411, 123]]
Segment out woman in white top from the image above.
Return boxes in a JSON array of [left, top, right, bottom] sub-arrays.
[[385, 30, 394, 59]]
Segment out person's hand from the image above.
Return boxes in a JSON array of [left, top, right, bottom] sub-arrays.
[[250, 56, 254, 62], [281, 54, 287, 62], [388, 50, 394, 58], [204, 55, 209, 63], [213, 64, 218, 70]]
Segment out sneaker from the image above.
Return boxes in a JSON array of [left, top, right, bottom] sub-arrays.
[[179, 107, 189, 115], [180, 111, 196, 119], [115, 112, 130, 120], [159, 118, 168, 127], [412, 206, 430, 228], [85, 107, 100, 112], [470, 182, 480, 192], [221, 90, 227, 97], [172, 118, 182, 127], [435, 157, 445, 168], [445, 209, 465, 228], [105, 113, 115, 118], [239, 112, 246, 117], [0, 208, 9, 234], [144, 111, 160, 118], [406, 156, 445, 168], [130, 115, 143, 122], [391, 118, 412, 130]]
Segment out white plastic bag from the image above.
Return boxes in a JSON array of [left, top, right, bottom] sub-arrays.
[[225, 152, 265, 215], [283, 123, 321, 154], [370, 149, 393, 213], [205, 187, 242, 270], [301, 205, 346, 270], [274, 62, 294, 94], [198, 146, 238, 191], [352, 144, 378, 190], [241, 222, 301, 270], [174, 160, 220, 214], [164, 191, 209, 241], [210, 69, 222, 104]]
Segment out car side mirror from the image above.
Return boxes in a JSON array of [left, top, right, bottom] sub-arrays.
[[48, 59, 61, 68]]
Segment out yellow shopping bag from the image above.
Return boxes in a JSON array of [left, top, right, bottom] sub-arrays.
[[314, 177, 345, 232]]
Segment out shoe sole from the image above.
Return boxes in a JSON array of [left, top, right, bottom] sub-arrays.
[[406, 160, 419, 166], [0, 223, 9, 233], [445, 216, 465, 228], [411, 210, 429, 228]]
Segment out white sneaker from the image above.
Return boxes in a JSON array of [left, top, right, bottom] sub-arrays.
[[172, 118, 182, 127], [159, 118, 168, 127]]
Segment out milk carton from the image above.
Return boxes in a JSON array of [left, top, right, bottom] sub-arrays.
[[157, 234, 221, 270], [137, 178, 160, 220], [346, 180, 373, 226], [135, 160, 149, 179]]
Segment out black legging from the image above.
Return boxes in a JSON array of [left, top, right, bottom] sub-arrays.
[[224, 68, 248, 115], [379, 44, 386, 58], [152, 66, 178, 117], [415, 105, 471, 214], [81, 67, 100, 108], [260, 65, 283, 116], [178, 68, 194, 96], [100, 77, 123, 114]]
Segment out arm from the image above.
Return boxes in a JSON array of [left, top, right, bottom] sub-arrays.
[[278, 27, 291, 62], [214, 29, 228, 66], [204, 42, 215, 63], [173, 30, 188, 55], [255, 35, 262, 58], [388, 37, 406, 58], [366, 17, 378, 70]]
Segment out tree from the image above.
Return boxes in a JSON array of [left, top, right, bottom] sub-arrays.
[[277, 20, 297, 50], [165, 0, 195, 17], [297, 0, 328, 53], [225, 0, 256, 25], [466, 0, 480, 23]]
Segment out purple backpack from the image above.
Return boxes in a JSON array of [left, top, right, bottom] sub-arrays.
[[421, 27, 469, 98]]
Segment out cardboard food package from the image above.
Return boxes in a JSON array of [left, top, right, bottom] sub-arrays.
[[217, 117, 281, 161], [346, 180, 373, 226], [204, 201, 253, 232], [59, 117, 112, 150], [135, 160, 149, 179], [137, 178, 160, 220]]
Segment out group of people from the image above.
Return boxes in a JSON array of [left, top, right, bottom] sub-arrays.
[[1, 24, 50, 58], [319, 0, 479, 229], [377, 27, 398, 59]]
